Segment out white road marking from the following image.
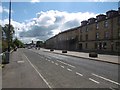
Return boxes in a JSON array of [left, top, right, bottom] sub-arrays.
[[109, 87, 116, 90], [17, 61, 24, 63], [75, 72, 83, 76], [48, 60, 50, 62], [89, 78, 100, 84], [47, 57, 51, 59], [57, 60, 75, 68], [51, 61, 54, 63], [67, 68, 72, 72], [24, 54, 52, 88], [55, 63, 58, 65], [92, 73, 120, 86], [60, 65, 64, 68]]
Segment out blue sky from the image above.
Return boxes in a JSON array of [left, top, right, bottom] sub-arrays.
[[1, 1, 120, 43], [2, 2, 119, 22]]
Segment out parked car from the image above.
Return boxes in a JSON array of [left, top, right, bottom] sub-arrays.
[[14, 47, 17, 51]]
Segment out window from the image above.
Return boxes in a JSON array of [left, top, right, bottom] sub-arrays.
[[103, 42, 107, 49], [85, 43, 88, 49], [96, 32, 99, 39], [95, 43, 97, 49], [99, 42, 102, 49], [116, 42, 120, 50], [119, 30, 120, 38], [104, 32, 109, 39], [104, 20, 108, 28], [60, 38, 61, 41], [80, 35, 82, 41], [86, 27, 88, 32], [66, 37, 68, 40], [80, 29, 83, 33], [86, 34, 88, 41], [96, 23, 99, 29], [119, 17, 120, 25]]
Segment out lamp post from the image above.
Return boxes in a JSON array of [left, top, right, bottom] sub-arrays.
[[8, 0, 11, 52], [5, 0, 11, 64]]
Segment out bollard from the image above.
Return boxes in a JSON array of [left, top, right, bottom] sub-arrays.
[[62, 50, 67, 53], [50, 49, 54, 51], [2, 51, 10, 64], [89, 52, 98, 58]]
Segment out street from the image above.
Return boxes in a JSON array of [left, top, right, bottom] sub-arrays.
[[2, 48, 120, 89]]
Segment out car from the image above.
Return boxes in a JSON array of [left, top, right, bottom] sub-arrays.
[[14, 47, 17, 51]]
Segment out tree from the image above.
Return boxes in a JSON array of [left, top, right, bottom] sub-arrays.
[[0, 25, 8, 52], [36, 41, 44, 47], [0, 25, 2, 52], [2, 24, 15, 51], [3, 24, 14, 42], [13, 38, 24, 48]]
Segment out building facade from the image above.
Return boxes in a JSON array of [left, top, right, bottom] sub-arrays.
[[45, 9, 120, 54]]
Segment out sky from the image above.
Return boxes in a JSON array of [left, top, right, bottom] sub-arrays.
[[1, 0, 120, 43]]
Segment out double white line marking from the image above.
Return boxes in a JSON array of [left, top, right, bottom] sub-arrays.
[[89, 78, 100, 84], [92, 73, 120, 86], [57, 60, 75, 68]]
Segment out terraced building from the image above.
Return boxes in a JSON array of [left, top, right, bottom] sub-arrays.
[[45, 8, 120, 54]]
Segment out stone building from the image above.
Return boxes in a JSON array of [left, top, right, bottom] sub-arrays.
[[45, 27, 79, 51], [45, 9, 120, 54]]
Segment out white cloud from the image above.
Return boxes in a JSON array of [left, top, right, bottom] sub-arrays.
[[0, 6, 14, 14], [2, 0, 119, 2], [3, 8, 9, 13], [2, 10, 97, 43], [1, 19, 25, 38], [19, 37, 40, 44], [31, 0, 41, 3], [88, 0, 118, 2], [0, 6, 3, 13]]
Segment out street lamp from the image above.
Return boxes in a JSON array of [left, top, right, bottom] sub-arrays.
[[8, 0, 11, 52], [5, 0, 11, 64]]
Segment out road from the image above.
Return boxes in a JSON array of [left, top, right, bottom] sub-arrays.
[[2, 48, 120, 89]]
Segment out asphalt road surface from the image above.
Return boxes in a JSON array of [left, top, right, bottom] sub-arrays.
[[2, 48, 120, 89]]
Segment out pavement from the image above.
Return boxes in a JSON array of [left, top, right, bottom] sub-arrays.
[[39, 48, 119, 65], [2, 49, 49, 88]]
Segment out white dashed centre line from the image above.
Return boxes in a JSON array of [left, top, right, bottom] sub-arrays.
[[92, 73, 120, 86], [75, 72, 83, 76], [60, 65, 64, 68], [67, 68, 72, 72], [89, 78, 100, 84], [47, 57, 51, 59], [57, 60, 75, 68], [51, 61, 54, 63], [55, 63, 58, 65]]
